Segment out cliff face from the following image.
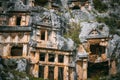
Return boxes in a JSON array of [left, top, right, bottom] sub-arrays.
[[0, 58, 29, 80], [0, 0, 120, 80], [61, 0, 120, 79]]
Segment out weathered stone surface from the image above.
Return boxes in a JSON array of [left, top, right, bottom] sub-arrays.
[[79, 22, 109, 42], [16, 59, 27, 72], [0, 58, 29, 80]]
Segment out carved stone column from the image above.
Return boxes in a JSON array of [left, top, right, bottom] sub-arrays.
[[64, 55, 69, 80], [83, 59, 87, 80], [44, 53, 48, 79], [45, 30, 48, 42], [22, 44, 28, 57], [35, 51, 39, 63], [33, 64, 39, 77], [54, 54, 58, 80], [44, 65, 48, 79], [76, 44, 88, 80], [69, 65, 74, 80], [3, 44, 11, 56], [76, 61, 83, 80], [64, 66, 69, 80], [109, 60, 117, 75], [54, 66, 58, 80]]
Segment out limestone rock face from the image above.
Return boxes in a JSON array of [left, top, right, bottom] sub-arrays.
[[79, 22, 109, 42], [16, 59, 27, 72], [108, 35, 120, 57], [56, 35, 75, 50], [0, 58, 29, 80]]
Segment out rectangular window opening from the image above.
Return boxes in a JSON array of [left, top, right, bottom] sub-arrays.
[[48, 66, 54, 80], [58, 55, 64, 63], [11, 46, 23, 56], [39, 65, 44, 78], [58, 67, 63, 80], [48, 53, 55, 62], [16, 16, 21, 25], [90, 44, 106, 56], [41, 30, 45, 40], [40, 52, 46, 61]]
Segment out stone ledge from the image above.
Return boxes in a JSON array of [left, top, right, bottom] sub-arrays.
[[0, 26, 31, 32]]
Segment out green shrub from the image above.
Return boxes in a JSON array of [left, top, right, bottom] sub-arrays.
[[93, 0, 108, 13], [64, 22, 81, 47], [96, 16, 120, 35]]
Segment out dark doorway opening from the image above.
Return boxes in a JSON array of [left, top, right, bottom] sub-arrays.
[[39, 65, 44, 78], [48, 66, 54, 80], [58, 67, 63, 80], [16, 16, 21, 25], [88, 61, 109, 79], [11, 46, 23, 56]]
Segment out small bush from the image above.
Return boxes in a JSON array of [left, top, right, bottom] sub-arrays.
[[96, 16, 120, 35], [64, 22, 81, 47], [93, 0, 108, 13]]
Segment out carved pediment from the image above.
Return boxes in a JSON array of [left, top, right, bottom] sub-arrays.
[[88, 29, 100, 36], [40, 15, 52, 25]]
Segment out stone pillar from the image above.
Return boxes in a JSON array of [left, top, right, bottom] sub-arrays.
[[3, 44, 11, 56], [54, 54, 58, 80], [45, 53, 48, 63], [35, 51, 39, 63], [44, 53, 48, 79], [64, 66, 68, 80], [32, 52, 39, 77], [44, 65, 48, 79], [22, 44, 28, 57], [33, 64, 39, 77], [76, 61, 83, 80], [54, 66, 58, 80], [64, 55, 69, 80], [110, 60, 117, 75], [83, 59, 87, 80], [45, 30, 48, 42], [69, 68, 74, 80], [55, 54, 58, 63]]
